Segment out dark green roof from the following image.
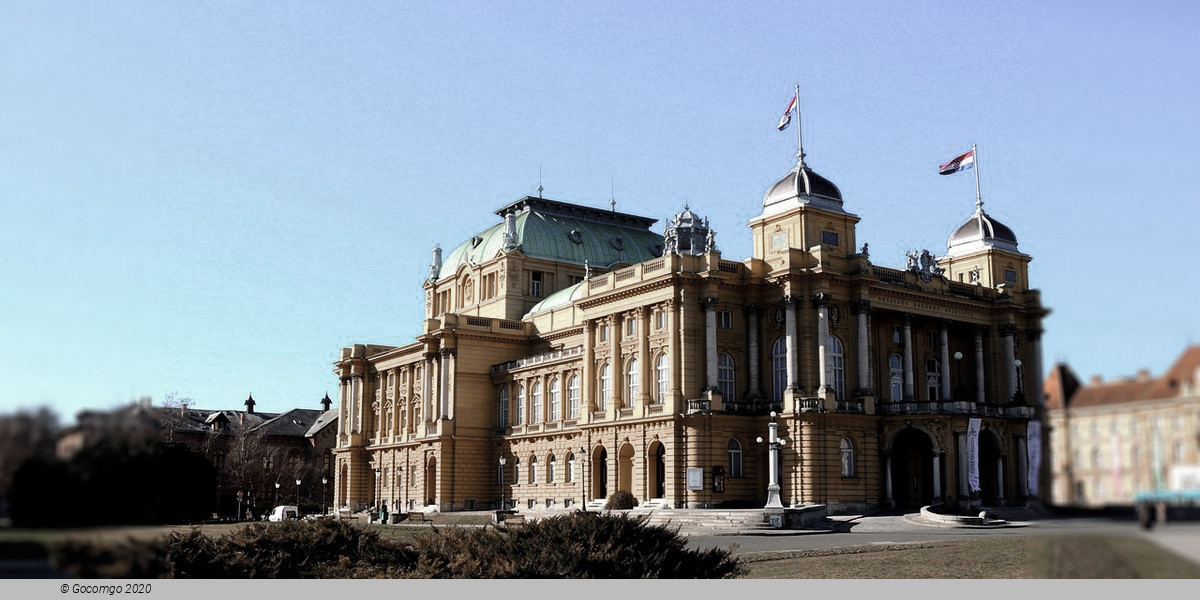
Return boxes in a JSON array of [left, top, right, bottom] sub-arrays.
[[436, 197, 663, 279]]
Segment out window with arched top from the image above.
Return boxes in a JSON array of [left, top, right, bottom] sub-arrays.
[[531, 380, 543, 423], [717, 353, 735, 401], [656, 353, 669, 403], [568, 374, 580, 419], [549, 377, 561, 421], [840, 437, 855, 477], [515, 384, 525, 424], [626, 358, 639, 404], [772, 337, 788, 403], [727, 439, 743, 478], [498, 387, 509, 428], [925, 358, 941, 402], [547, 454, 557, 483], [829, 336, 845, 402], [566, 452, 576, 482], [889, 354, 903, 402], [529, 455, 538, 484], [599, 363, 611, 411]]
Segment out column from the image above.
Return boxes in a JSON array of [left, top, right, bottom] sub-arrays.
[[610, 315, 621, 416], [932, 453, 942, 500], [996, 456, 1006, 503], [438, 349, 451, 419], [902, 315, 914, 400], [678, 289, 694, 398], [1016, 436, 1029, 498], [582, 319, 595, 421], [702, 297, 719, 392], [884, 453, 894, 506], [639, 307, 651, 408], [813, 294, 830, 395], [746, 305, 761, 399], [339, 378, 350, 436], [975, 327, 986, 404], [853, 301, 871, 393], [1001, 324, 1017, 401], [1028, 328, 1045, 406], [956, 431, 968, 497], [940, 322, 951, 402], [784, 295, 799, 394], [441, 348, 455, 420], [668, 299, 682, 409], [423, 354, 434, 422], [351, 374, 362, 433]]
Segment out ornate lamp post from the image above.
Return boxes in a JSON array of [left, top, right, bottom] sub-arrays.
[[756, 411, 788, 508], [498, 456, 507, 511], [274, 481, 280, 507], [577, 448, 586, 512], [953, 351, 964, 400], [295, 478, 302, 507], [322, 476, 328, 515]]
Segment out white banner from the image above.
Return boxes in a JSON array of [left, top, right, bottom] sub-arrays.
[[967, 417, 981, 493], [1027, 420, 1041, 496]]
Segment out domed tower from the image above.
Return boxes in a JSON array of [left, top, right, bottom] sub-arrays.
[[748, 146, 860, 261], [939, 199, 1030, 290], [663, 204, 717, 255]]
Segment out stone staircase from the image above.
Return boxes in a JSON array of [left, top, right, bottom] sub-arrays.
[[979, 503, 1051, 522], [632, 508, 776, 533]]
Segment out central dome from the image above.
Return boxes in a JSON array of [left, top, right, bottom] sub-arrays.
[[946, 203, 1021, 256], [761, 164, 847, 217]]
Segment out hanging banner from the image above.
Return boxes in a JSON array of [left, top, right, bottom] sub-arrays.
[[967, 417, 982, 493], [1026, 420, 1041, 496]]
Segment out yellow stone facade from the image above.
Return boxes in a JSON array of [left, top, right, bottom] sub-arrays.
[[330, 154, 1049, 515]]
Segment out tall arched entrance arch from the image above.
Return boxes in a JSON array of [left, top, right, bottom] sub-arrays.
[[890, 428, 936, 509], [591, 446, 608, 501], [424, 456, 437, 507], [617, 443, 635, 495], [979, 428, 1002, 505], [647, 441, 666, 499]]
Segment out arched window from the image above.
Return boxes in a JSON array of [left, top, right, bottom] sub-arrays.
[[497, 387, 509, 428], [626, 358, 639, 404], [772, 337, 788, 403], [889, 354, 903, 402], [829, 336, 845, 402], [529, 455, 538, 484], [727, 439, 743, 478], [718, 353, 735, 400], [840, 438, 855, 477], [566, 452, 576, 482], [547, 454, 557, 483], [598, 363, 610, 411], [531, 380, 543, 423], [656, 353, 669, 403], [925, 358, 941, 402], [549, 377, 561, 421], [568, 374, 580, 419], [515, 385, 525, 425]]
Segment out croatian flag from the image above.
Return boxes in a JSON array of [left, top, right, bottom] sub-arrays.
[[939, 149, 975, 175], [777, 93, 798, 131]]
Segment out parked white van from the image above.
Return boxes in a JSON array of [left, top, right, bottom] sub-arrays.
[[267, 505, 300, 522]]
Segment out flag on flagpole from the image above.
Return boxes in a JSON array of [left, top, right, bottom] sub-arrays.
[[777, 93, 798, 131], [939, 149, 976, 175]]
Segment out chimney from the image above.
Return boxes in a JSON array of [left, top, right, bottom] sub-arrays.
[[1137, 368, 1151, 382], [244, 393, 256, 414], [1089, 375, 1103, 386], [321, 392, 332, 412]]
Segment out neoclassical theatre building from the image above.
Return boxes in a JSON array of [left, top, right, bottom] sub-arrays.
[[329, 148, 1050, 515]]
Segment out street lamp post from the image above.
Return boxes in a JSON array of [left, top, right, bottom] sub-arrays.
[[296, 478, 301, 508], [498, 456, 507, 511], [322, 476, 328, 515], [274, 481, 280, 508], [757, 411, 788, 509], [576, 448, 585, 513], [953, 351, 964, 400]]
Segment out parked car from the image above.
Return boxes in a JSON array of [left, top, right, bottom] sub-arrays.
[[267, 505, 300, 522]]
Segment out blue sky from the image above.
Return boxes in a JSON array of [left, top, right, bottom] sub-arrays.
[[3, 1, 1198, 422]]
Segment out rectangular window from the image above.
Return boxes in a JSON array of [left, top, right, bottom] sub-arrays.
[[531, 271, 543, 297], [656, 310, 666, 330], [626, 318, 637, 336], [822, 231, 839, 246], [599, 324, 609, 342], [1004, 269, 1017, 283], [717, 310, 732, 329]]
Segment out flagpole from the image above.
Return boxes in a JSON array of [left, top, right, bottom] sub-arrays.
[[795, 83, 804, 168], [972, 143, 982, 209]]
